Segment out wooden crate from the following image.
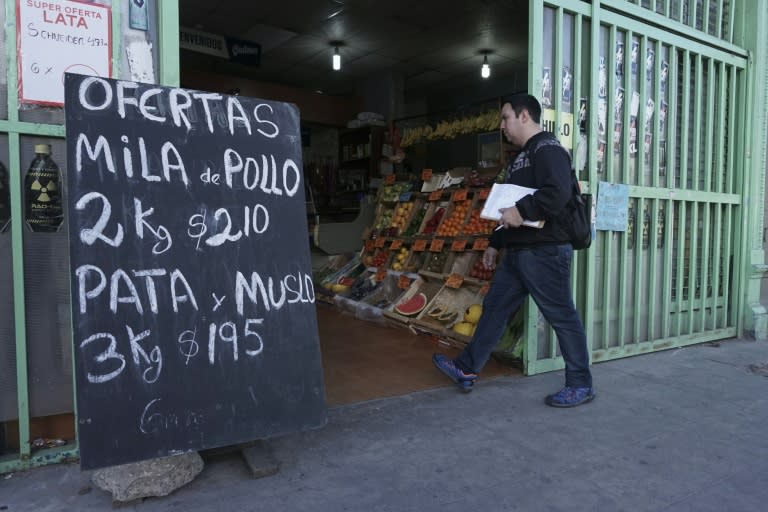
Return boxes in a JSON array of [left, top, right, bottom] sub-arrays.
[[382, 275, 444, 327], [411, 280, 484, 335]]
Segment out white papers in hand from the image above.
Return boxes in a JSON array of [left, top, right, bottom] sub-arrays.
[[480, 183, 544, 228]]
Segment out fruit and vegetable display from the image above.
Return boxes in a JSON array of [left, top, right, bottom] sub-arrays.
[[402, 205, 428, 236], [394, 292, 427, 316], [424, 251, 448, 273], [363, 250, 390, 267], [380, 183, 411, 202], [389, 202, 414, 234], [468, 258, 494, 281], [374, 208, 394, 231], [349, 274, 380, 301], [435, 200, 471, 237], [420, 206, 446, 235], [390, 247, 410, 271], [462, 208, 496, 235], [453, 303, 483, 337], [426, 304, 459, 324]]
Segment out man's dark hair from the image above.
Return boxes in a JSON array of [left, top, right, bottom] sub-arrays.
[[502, 93, 542, 124]]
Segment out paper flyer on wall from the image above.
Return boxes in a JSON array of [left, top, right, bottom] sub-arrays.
[[479, 183, 544, 228]]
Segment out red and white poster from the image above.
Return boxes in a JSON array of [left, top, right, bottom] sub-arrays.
[[17, 0, 112, 106]]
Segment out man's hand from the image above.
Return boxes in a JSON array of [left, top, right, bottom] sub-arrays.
[[498, 206, 524, 228], [482, 247, 499, 270]]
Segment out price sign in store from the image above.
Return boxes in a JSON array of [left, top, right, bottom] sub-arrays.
[[473, 238, 490, 251], [421, 169, 433, 181], [390, 239, 403, 250], [451, 189, 469, 202], [18, 0, 112, 106], [364, 240, 375, 251], [375, 267, 388, 282], [397, 275, 412, 290], [429, 239, 445, 252], [445, 273, 464, 289], [478, 188, 491, 200], [412, 239, 428, 252], [375, 237, 387, 248], [429, 190, 443, 201], [451, 239, 468, 252]]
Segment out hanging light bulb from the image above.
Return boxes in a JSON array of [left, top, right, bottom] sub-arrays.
[[333, 46, 341, 71], [481, 54, 491, 79]]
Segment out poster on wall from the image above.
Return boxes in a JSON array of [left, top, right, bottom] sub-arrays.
[[17, 0, 112, 106]]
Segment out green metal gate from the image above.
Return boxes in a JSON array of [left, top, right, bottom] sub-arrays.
[[524, 0, 752, 374], [0, 0, 180, 475]]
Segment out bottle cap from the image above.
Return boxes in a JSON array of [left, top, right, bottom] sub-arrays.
[[34, 144, 51, 154]]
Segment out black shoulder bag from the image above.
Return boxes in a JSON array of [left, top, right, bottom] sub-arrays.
[[562, 173, 592, 250]]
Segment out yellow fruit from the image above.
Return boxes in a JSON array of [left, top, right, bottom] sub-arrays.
[[453, 322, 474, 336], [464, 304, 483, 324]]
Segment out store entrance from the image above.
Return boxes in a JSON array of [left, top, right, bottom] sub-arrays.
[[316, 300, 520, 407]]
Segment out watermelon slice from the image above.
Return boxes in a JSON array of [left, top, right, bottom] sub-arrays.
[[394, 292, 427, 316]]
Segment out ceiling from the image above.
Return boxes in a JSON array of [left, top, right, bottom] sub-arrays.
[[178, 0, 530, 99]]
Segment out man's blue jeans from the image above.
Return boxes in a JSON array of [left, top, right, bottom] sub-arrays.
[[455, 244, 593, 388]]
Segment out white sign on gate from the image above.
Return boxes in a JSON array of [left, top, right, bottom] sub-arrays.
[[17, 0, 112, 106]]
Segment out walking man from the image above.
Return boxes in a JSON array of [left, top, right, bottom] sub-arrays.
[[432, 93, 595, 407]]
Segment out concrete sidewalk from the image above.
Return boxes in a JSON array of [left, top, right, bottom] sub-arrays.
[[2, 338, 768, 512]]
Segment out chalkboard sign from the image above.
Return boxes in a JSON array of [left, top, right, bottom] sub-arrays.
[[64, 74, 327, 470]]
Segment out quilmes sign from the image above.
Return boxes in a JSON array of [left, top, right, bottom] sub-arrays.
[[180, 27, 260, 66]]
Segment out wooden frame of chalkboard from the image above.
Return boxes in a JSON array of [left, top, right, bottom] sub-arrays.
[[64, 73, 327, 470]]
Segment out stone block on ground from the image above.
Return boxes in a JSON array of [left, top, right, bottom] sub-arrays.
[[91, 452, 204, 503], [240, 441, 280, 479]]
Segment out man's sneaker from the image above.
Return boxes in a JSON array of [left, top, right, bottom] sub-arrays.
[[545, 386, 595, 408], [432, 354, 477, 393]]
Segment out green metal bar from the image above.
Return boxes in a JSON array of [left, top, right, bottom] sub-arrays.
[[527, 325, 738, 373], [716, 0, 723, 40], [638, 35, 648, 186], [598, 7, 748, 63], [0, 442, 79, 475], [699, 202, 712, 331], [616, 29, 632, 349], [734, 58, 751, 335], [622, 30, 632, 185], [726, 64, 737, 194], [725, 0, 734, 43], [674, 201, 686, 336], [549, 5, 564, 357], [588, 326, 738, 364], [723, 204, 733, 328], [0, 121, 65, 137], [661, 197, 674, 336], [680, 50, 691, 189], [5, 0, 31, 466], [691, 0, 698, 29], [111, 0, 121, 79], [570, 12, 583, 322], [647, 198, 659, 340], [606, 26, 617, 183], [667, 45, 678, 190], [651, 39, 662, 189], [633, 197, 644, 341], [711, 204, 723, 329], [525, 0, 546, 375], [158, 0, 181, 87], [687, 202, 699, 333], [692, 54, 703, 191], [705, 58, 715, 193], [714, 61, 726, 194], [584, 2, 600, 357]]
